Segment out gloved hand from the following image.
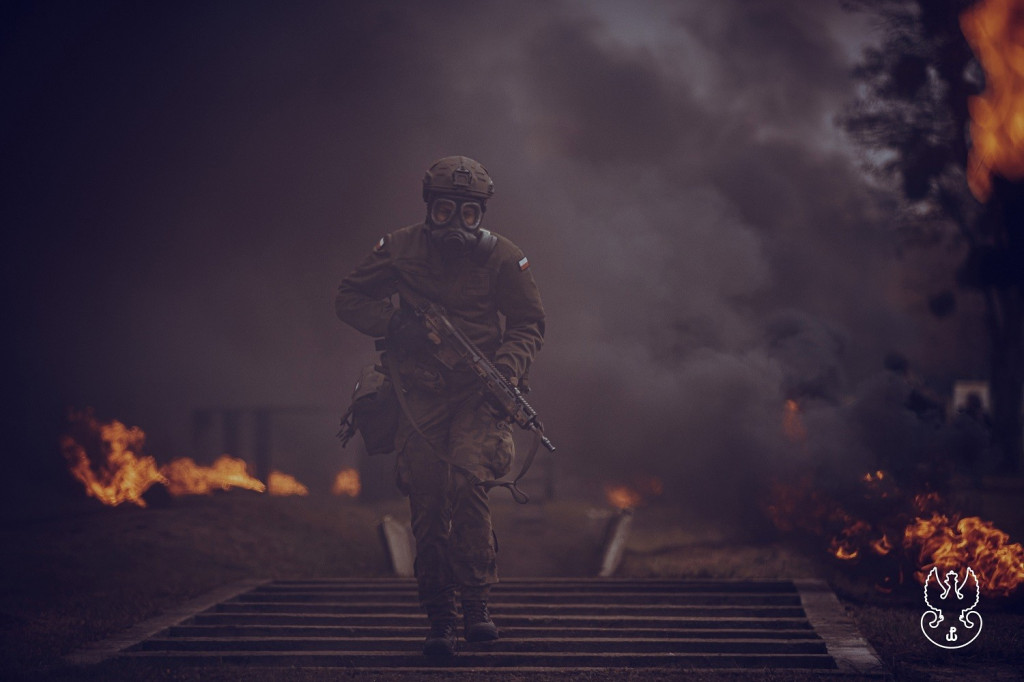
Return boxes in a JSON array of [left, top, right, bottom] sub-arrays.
[[386, 307, 434, 353], [495, 363, 517, 387]]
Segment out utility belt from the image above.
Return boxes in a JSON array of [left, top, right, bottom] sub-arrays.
[[337, 350, 475, 456], [341, 305, 550, 504]]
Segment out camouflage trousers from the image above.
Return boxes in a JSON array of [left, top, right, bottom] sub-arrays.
[[394, 377, 514, 611]]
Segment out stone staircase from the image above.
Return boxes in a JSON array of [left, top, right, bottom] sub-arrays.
[[103, 578, 884, 675]]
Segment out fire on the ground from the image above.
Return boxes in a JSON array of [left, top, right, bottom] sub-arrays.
[[332, 468, 361, 497], [604, 476, 663, 511], [769, 401, 1024, 598], [61, 410, 360, 505]]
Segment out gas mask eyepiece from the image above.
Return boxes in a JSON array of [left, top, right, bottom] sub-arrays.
[[428, 197, 483, 230], [427, 196, 485, 258]]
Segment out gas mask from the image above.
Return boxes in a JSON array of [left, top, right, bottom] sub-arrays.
[[427, 196, 485, 259]]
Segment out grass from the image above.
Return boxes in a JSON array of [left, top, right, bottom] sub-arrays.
[[1, 490, 1022, 681], [0, 493, 386, 679]]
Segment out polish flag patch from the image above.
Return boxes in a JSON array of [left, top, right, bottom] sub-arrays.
[[518, 256, 530, 271], [373, 236, 386, 252]]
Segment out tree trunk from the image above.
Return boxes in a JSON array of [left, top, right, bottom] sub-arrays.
[[989, 288, 1023, 473], [987, 178, 1024, 474]]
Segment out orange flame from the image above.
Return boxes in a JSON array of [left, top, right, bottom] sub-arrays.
[[331, 468, 361, 497], [860, 469, 896, 499], [768, 467, 1024, 596], [862, 470, 885, 483], [782, 399, 807, 443], [60, 412, 166, 507], [903, 513, 1024, 597], [605, 485, 642, 510], [603, 476, 662, 510], [832, 545, 860, 561], [62, 411, 315, 504], [829, 518, 873, 561], [268, 471, 309, 496], [961, 0, 1024, 201], [161, 455, 266, 496], [871, 534, 894, 556], [911, 491, 944, 513], [769, 399, 1024, 597]]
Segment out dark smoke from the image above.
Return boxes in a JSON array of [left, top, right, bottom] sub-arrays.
[[1, 0, 986, 516]]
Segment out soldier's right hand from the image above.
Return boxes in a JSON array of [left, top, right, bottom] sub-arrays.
[[386, 307, 438, 352]]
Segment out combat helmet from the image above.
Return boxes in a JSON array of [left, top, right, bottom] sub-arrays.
[[422, 156, 495, 202]]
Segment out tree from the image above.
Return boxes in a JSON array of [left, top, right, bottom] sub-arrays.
[[841, 0, 1024, 473]]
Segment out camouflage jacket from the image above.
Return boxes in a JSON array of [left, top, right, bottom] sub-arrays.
[[335, 223, 545, 379]]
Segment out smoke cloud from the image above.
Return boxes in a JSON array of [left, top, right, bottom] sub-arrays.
[[2, 0, 985, 512]]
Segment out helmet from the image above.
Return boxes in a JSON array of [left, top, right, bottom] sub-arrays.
[[422, 156, 494, 202]]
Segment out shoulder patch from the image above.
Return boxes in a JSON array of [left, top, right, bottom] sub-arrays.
[[373, 236, 387, 252], [518, 256, 530, 271]]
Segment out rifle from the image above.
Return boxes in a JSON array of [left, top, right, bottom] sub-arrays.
[[396, 300, 555, 503]]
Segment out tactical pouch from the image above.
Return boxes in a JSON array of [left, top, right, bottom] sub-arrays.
[[337, 364, 399, 455]]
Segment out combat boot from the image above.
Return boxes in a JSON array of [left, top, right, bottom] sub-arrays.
[[422, 594, 459, 656], [462, 599, 499, 642], [422, 617, 458, 656]]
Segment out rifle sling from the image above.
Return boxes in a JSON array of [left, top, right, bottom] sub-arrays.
[[386, 357, 437, 451], [480, 428, 541, 505]]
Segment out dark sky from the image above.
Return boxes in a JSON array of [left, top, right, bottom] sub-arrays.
[[1, 0, 987, 508]]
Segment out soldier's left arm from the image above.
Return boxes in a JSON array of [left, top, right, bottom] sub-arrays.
[[494, 248, 546, 379]]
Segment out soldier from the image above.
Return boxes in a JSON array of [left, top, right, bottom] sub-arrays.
[[335, 156, 546, 656]]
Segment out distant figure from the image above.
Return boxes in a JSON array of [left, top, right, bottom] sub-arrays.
[[960, 393, 990, 425], [335, 156, 545, 656]]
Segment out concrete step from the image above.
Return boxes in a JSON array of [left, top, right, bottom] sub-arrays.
[[90, 578, 885, 675], [168, 624, 820, 639], [132, 636, 828, 654], [212, 602, 809, 618], [188, 612, 818, 629], [231, 590, 803, 606], [123, 649, 838, 669], [258, 579, 801, 593]]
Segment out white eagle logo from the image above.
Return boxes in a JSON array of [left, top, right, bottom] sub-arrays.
[[920, 566, 983, 649]]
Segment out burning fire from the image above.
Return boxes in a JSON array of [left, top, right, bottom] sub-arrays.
[[769, 397, 1024, 597], [62, 410, 310, 506], [961, 0, 1024, 201], [870, 534, 894, 557], [604, 476, 663, 510], [162, 456, 266, 496], [829, 519, 874, 561], [766, 469, 1024, 597], [904, 513, 1024, 597], [331, 468, 361, 497], [269, 471, 309, 496], [61, 415, 166, 508], [862, 470, 884, 483], [782, 399, 807, 443], [605, 485, 642, 511]]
